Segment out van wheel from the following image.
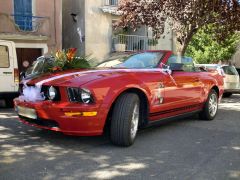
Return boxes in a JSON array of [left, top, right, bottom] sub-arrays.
[[223, 92, 232, 98], [110, 93, 140, 147], [5, 99, 14, 108], [199, 89, 218, 121]]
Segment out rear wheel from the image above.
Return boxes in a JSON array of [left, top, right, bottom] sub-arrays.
[[223, 92, 232, 98], [110, 93, 140, 147], [199, 89, 218, 121]]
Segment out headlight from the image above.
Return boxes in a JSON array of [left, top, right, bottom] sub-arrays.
[[81, 89, 92, 103], [48, 86, 57, 100], [68, 87, 94, 104]]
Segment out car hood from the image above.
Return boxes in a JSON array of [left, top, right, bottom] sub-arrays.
[[22, 68, 135, 87]]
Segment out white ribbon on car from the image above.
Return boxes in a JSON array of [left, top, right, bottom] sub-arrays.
[[18, 68, 174, 102], [18, 71, 87, 102], [18, 83, 45, 102]]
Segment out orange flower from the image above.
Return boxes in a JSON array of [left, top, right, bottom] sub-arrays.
[[52, 66, 62, 72], [66, 48, 77, 61]]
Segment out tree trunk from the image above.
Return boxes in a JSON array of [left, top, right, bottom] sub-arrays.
[[177, 44, 187, 56], [177, 30, 196, 56], [181, 43, 188, 56]]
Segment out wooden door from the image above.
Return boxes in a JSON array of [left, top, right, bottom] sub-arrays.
[[16, 48, 42, 73]]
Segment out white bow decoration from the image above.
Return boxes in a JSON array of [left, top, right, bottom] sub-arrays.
[[19, 83, 45, 102]]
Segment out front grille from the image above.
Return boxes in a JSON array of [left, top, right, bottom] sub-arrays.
[[20, 115, 59, 128]]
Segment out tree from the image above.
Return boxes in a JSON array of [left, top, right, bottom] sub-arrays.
[[116, 0, 240, 55], [186, 26, 240, 63]]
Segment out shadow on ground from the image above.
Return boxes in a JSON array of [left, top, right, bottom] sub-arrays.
[[0, 95, 240, 179]]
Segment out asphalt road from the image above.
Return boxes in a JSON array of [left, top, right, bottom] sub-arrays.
[[0, 95, 240, 180]]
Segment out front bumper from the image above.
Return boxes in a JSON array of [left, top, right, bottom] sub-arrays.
[[14, 98, 108, 136]]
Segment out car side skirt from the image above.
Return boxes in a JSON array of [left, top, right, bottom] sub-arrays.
[[149, 103, 202, 117], [146, 109, 201, 128]]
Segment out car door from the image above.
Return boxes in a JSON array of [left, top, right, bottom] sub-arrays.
[[152, 56, 202, 119], [164, 70, 202, 102]]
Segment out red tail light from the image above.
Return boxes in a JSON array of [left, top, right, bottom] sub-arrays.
[[14, 68, 19, 83]]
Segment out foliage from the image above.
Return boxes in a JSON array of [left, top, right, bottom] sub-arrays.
[[186, 26, 240, 64], [51, 48, 90, 72], [148, 39, 158, 46], [116, 0, 240, 55]]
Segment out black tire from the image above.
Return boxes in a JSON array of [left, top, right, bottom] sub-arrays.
[[199, 89, 218, 121], [5, 99, 14, 108], [110, 93, 140, 147], [223, 92, 232, 98]]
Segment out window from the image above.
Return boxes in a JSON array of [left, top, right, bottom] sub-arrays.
[[14, 0, 33, 31], [167, 55, 195, 72], [222, 66, 239, 75], [167, 55, 193, 64], [0, 46, 10, 68], [108, 0, 118, 6]]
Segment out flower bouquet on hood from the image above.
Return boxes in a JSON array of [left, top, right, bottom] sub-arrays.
[[19, 48, 92, 102], [51, 48, 91, 72]]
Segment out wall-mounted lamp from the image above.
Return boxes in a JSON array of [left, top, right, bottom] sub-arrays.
[[70, 13, 78, 22]]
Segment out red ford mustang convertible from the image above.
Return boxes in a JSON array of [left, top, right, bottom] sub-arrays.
[[14, 51, 224, 146]]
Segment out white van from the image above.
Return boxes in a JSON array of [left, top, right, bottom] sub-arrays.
[[0, 40, 19, 107]]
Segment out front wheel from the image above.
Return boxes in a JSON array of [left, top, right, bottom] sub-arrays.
[[110, 93, 140, 147], [199, 89, 218, 121]]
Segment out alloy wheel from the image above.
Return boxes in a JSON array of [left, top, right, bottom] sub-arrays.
[[130, 103, 139, 140]]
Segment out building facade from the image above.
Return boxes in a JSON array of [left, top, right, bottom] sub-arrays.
[[62, 0, 175, 63], [231, 45, 240, 68], [0, 0, 62, 72]]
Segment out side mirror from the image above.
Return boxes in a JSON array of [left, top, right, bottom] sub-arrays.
[[161, 64, 172, 75], [169, 63, 184, 71]]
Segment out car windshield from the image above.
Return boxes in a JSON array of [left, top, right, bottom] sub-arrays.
[[96, 52, 164, 69], [25, 56, 54, 77], [222, 66, 239, 75]]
